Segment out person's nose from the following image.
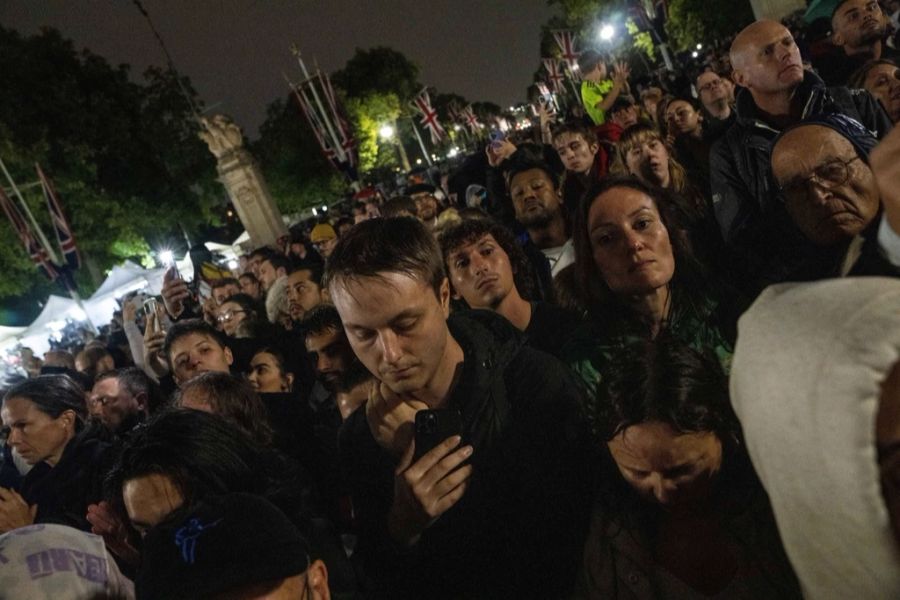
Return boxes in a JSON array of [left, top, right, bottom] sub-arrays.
[[624, 228, 645, 252], [807, 178, 833, 205], [7, 427, 22, 447], [649, 473, 675, 504], [317, 354, 332, 373], [378, 330, 403, 365], [470, 253, 487, 276]]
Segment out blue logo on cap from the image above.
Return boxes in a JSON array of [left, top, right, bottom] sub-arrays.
[[174, 518, 222, 564]]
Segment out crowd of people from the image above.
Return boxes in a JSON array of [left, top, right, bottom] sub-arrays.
[[2, 2, 900, 598]]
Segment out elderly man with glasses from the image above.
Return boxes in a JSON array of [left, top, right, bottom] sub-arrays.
[[770, 113, 899, 279]]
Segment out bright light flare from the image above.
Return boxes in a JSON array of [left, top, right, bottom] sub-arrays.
[[599, 24, 615, 41], [158, 249, 174, 265], [378, 124, 394, 139]]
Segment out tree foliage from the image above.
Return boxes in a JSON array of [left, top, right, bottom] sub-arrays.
[[251, 96, 345, 215], [332, 47, 421, 101], [0, 25, 221, 309], [666, 0, 754, 51]]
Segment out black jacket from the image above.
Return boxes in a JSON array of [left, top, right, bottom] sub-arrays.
[[19, 429, 114, 532], [339, 310, 594, 599], [709, 71, 892, 294]]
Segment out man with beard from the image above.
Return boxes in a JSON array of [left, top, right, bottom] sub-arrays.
[[408, 184, 440, 231], [303, 304, 372, 422], [507, 159, 574, 277], [816, 0, 900, 86], [89, 367, 158, 437], [286, 263, 328, 325]]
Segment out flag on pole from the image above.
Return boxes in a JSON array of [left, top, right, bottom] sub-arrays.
[[461, 104, 482, 135], [411, 88, 446, 145], [319, 70, 358, 168], [292, 84, 338, 166], [0, 185, 58, 280], [542, 58, 566, 93], [553, 30, 581, 73], [36, 163, 80, 270]]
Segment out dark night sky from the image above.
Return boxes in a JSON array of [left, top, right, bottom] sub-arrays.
[[1, 0, 558, 138]]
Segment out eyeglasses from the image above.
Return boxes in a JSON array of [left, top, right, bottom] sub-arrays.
[[777, 156, 861, 200], [698, 79, 723, 94], [216, 309, 245, 323]]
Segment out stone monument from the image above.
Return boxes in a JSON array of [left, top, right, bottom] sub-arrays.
[[749, 0, 807, 21], [198, 114, 287, 248]]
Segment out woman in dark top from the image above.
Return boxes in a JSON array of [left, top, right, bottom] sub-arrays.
[[576, 335, 801, 599], [0, 374, 112, 533]]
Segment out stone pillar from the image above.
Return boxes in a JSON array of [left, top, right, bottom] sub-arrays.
[[199, 115, 287, 249], [749, 0, 807, 21]]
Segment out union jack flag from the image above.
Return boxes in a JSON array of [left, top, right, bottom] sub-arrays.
[[0, 185, 58, 280], [543, 58, 565, 93], [319, 70, 357, 168], [36, 163, 80, 270], [553, 30, 581, 73], [462, 104, 482, 135], [412, 88, 446, 145]]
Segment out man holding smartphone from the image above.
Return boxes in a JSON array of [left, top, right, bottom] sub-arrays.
[[328, 218, 592, 598]]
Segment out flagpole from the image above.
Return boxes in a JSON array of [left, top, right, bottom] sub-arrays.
[[292, 47, 346, 163], [408, 117, 433, 167], [0, 157, 60, 266]]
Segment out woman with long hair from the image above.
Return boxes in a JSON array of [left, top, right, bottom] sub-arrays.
[[566, 177, 738, 397]]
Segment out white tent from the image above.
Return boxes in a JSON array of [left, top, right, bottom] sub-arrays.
[[1, 295, 80, 356], [84, 260, 166, 326]]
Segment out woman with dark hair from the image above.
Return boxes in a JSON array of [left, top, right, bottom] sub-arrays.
[[567, 177, 737, 396], [0, 374, 113, 533], [576, 335, 800, 599], [247, 346, 295, 393], [216, 292, 271, 338]]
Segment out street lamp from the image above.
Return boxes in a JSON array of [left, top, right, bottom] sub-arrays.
[[599, 24, 615, 42], [378, 124, 394, 140]]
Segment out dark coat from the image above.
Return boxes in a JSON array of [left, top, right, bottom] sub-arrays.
[[709, 71, 892, 294], [19, 429, 114, 532], [339, 310, 594, 599]]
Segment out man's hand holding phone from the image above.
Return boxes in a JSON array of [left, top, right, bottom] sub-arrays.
[[161, 266, 191, 319], [388, 435, 473, 547]]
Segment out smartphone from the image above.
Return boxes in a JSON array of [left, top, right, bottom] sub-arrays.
[[414, 409, 463, 461], [143, 297, 161, 334]]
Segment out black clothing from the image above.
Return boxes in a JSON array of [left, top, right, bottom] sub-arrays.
[[524, 301, 585, 359], [812, 44, 900, 87], [18, 429, 114, 532], [709, 71, 892, 295], [339, 310, 593, 599]]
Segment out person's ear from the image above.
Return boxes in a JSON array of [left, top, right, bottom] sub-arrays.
[[307, 559, 331, 600], [590, 143, 600, 155], [135, 392, 149, 412], [59, 409, 76, 433], [831, 29, 845, 48], [284, 373, 295, 391], [731, 67, 748, 89], [438, 277, 452, 317], [224, 346, 234, 367]]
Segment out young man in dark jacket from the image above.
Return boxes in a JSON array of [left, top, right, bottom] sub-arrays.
[[328, 218, 593, 599], [710, 19, 893, 294]]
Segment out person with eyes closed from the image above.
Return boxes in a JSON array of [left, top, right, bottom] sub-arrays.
[[575, 334, 801, 599], [567, 177, 738, 399]]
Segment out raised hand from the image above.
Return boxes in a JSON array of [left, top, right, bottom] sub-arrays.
[[366, 381, 427, 456], [161, 266, 190, 319]]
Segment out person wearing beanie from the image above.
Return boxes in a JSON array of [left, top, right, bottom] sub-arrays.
[[136, 492, 330, 600], [310, 223, 338, 259]]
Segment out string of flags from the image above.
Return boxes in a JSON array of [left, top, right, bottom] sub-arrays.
[[0, 163, 80, 283]]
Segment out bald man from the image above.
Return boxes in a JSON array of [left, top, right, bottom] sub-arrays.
[[709, 19, 892, 296]]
